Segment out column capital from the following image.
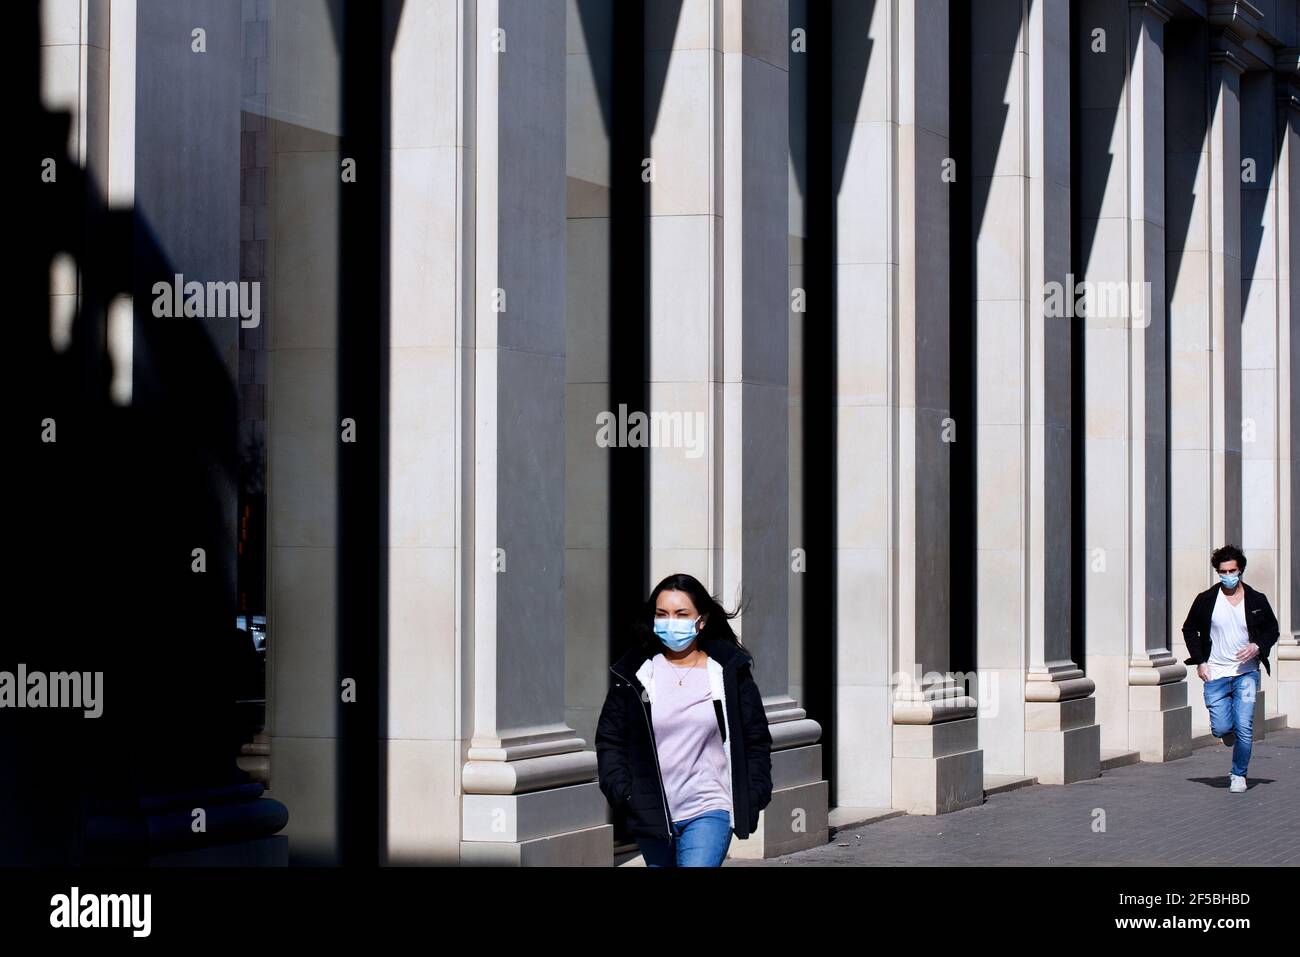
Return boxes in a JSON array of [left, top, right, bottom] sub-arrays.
[[1207, 0, 1261, 77], [1277, 51, 1300, 114], [1278, 81, 1300, 115], [1128, 0, 1174, 25], [1209, 36, 1251, 76], [1207, 0, 1263, 41]]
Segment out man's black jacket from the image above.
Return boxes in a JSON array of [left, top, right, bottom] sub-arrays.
[[1181, 581, 1279, 677], [594, 634, 773, 841]]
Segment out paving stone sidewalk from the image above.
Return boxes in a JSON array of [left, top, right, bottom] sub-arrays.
[[736, 728, 1300, 866]]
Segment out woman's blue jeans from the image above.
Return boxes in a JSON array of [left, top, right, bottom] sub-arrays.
[[1204, 669, 1260, 777], [635, 809, 733, 867]]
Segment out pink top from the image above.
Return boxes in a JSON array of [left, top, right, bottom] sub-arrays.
[[649, 654, 732, 823]]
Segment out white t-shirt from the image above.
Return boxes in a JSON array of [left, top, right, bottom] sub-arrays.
[[1207, 588, 1257, 680]]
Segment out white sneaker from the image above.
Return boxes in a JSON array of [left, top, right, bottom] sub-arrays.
[[1229, 774, 1247, 793]]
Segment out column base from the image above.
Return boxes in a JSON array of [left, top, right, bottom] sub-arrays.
[[1129, 679, 1192, 762], [727, 742, 827, 859], [1279, 686, 1300, 729], [462, 780, 608, 844], [1278, 643, 1300, 728], [460, 823, 613, 866], [460, 779, 612, 866], [460, 740, 608, 866], [152, 835, 288, 867], [1025, 696, 1101, 784], [726, 778, 829, 860], [724, 714, 827, 859], [891, 717, 984, 814], [266, 734, 338, 865]]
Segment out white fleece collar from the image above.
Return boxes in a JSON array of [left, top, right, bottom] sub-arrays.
[[636, 654, 726, 705]]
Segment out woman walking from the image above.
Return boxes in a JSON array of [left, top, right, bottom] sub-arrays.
[[595, 573, 773, 867]]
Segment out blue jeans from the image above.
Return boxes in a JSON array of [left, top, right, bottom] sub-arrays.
[[635, 809, 732, 867], [1204, 669, 1260, 777]]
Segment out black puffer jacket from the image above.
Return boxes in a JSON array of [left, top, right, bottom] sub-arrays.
[[595, 635, 773, 841]]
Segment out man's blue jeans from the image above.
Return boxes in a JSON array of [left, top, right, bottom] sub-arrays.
[[636, 809, 732, 867], [1204, 669, 1260, 777]]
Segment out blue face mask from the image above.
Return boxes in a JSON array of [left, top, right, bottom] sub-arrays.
[[653, 617, 700, 652], [1219, 572, 1241, 589]]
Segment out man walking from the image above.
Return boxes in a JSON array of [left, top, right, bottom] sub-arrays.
[[1181, 545, 1280, 793]]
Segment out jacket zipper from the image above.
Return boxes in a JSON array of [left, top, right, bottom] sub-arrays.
[[610, 663, 675, 841], [715, 663, 736, 831]]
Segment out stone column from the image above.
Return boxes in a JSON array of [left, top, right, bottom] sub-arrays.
[[716, 0, 825, 858], [890, 0, 984, 815], [378, 0, 468, 864], [788, 0, 809, 725], [641, 0, 823, 859], [828, 0, 892, 811], [973, 0, 1099, 784], [1122, 1, 1192, 762], [563, 0, 613, 774], [1277, 75, 1300, 726], [1209, 30, 1246, 555], [1163, 20, 1207, 693], [1078, 0, 1189, 764], [1165, 19, 1244, 735], [264, 0, 344, 864], [644, 0, 715, 588], [460, 0, 609, 866], [1241, 65, 1284, 721]]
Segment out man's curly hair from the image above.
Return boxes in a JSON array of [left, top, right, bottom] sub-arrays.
[[1210, 544, 1247, 573]]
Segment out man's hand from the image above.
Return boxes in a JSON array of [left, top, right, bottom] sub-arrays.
[[1236, 642, 1260, 662], [1196, 663, 1208, 681]]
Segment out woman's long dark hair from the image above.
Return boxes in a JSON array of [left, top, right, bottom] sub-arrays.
[[631, 573, 751, 665]]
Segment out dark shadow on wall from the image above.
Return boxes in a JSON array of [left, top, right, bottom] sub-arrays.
[[792, 0, 873, 807], [949, 0, 974, 678], [604, 0, 656, 682], [1240, 71, 1284, 322], [573, 0, 651, 850], [328, 0, 400, 867], [1163, 20, 1209, 321], [8, 3, 272, 865], [1069, 0, 1089, 676], [1073, 1, 1120, 280], [574, 0, 681, 848], [964, 0, 1022, 681], [1069, 0, 1158, 676], [1163, 20, 1214, 656]]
